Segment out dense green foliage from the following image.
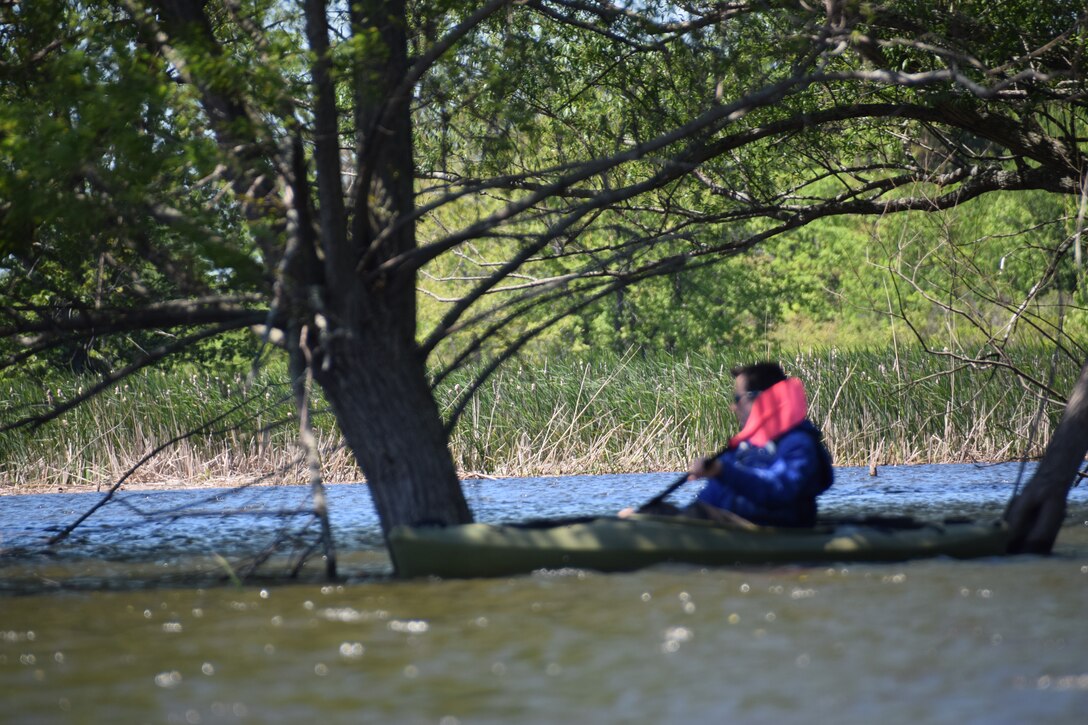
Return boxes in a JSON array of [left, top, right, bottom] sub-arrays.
[[418, 185, 1088, 359], [406, 1, 1088, 367], [0, 2, 267, 378], [4, 1, 1086, 369]]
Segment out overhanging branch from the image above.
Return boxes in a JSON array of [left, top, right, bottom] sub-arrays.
[[1, 320, 252, 433], [0, 298, 267, 340]]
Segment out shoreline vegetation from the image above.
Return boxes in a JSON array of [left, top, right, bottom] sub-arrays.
[[1, 347, 1073, 496]]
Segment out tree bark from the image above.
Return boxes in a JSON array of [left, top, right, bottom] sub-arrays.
[[315, 320, 472, 538], [1004, 358, 1088, 553], [296, 0, 471, 538]]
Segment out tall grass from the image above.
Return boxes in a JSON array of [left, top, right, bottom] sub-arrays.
[[0, 346, 1074, 489], [787, 348, 1066, 467], [0, 365, 360, 490], [440, 346, 1074, 475]]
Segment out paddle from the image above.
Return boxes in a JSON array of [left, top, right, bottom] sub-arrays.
[[513, 448, 731, 528], [635, 444, 732, 513]]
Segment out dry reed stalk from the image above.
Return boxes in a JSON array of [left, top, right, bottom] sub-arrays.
[[4, 347, 1074, 489]]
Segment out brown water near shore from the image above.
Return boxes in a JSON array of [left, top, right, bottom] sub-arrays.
[[3, 538, 1087, 724], [3, 464, 1086, 722]]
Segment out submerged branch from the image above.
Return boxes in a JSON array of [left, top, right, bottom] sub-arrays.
[[46, 382, 295, 545]]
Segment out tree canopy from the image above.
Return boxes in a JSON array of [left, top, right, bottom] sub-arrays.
[[2, 1, 1087, 555]]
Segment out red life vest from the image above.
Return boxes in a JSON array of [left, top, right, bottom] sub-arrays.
[[728, 377, 808, 449]]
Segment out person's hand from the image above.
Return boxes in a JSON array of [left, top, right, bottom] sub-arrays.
[[617, 507, 636, 518], [688, 456, 722, 480]]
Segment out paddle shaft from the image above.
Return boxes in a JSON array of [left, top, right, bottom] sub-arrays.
[[637, 444, 731, 512]]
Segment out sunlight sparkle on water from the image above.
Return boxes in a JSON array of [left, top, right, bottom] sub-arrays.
[[1015, 674, 1088, 691], [388, 619, 429, 634], [1, 464, 1085, 723], [1, 631, 35, 642], [154, 670, 182, 688], [319, 607, 363, 622], [338, 642, 364, 659], [661, 626, 693, 653]]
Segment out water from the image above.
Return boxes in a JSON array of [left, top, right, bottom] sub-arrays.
[[1, 463, 1087, 723]]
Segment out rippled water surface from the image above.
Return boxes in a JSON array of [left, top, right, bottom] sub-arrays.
[[2, 463, 1086, 723]]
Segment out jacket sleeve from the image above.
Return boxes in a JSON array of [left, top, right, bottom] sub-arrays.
[[709, 430, 825, 507]]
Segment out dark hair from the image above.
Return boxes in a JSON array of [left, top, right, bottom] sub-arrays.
[[730, 361, 787, 393]]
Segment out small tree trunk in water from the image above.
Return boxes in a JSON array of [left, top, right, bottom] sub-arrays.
[[1005, 358, 1088, 553], [291, 333, 338, 579]]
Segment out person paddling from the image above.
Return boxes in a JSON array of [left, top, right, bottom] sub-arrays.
[[621, 361, 834, 527]]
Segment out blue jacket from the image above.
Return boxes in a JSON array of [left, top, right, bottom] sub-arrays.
[[693, 420, 833, 527]]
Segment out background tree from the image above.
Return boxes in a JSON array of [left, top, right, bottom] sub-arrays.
[[2, 1, 1086, 557]]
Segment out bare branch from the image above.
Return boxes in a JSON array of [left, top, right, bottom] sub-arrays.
[[0, 297, 266, 340], [47, 381, 294, 545], [1, 321, 247, 433]]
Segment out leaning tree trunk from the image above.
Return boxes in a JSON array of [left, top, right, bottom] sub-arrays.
[[1005, 358, 1088, 553], [298, 0, 472, 538], [315, 319, 473, 538]]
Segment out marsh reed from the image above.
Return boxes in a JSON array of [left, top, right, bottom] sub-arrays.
[[0, 346, 1074, 491], [441, 347, 1073, 477], [0, 367, 359, 491]]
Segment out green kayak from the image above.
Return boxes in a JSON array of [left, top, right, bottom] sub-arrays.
[[388, 514, 1011, 578]]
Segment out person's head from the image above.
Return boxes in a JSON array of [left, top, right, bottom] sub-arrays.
[[729, 361, 787, 426]]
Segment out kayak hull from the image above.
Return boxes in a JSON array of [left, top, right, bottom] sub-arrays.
[[388, 514, 1011, 578]]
